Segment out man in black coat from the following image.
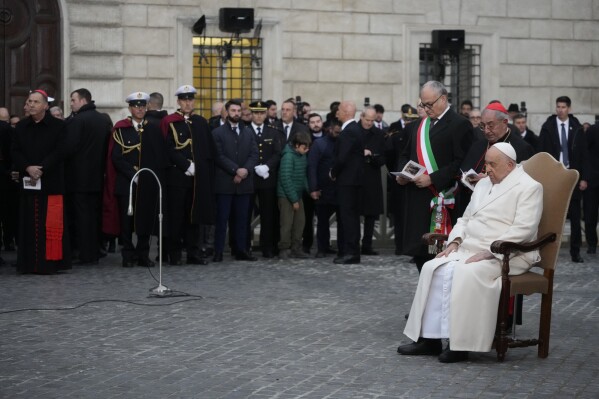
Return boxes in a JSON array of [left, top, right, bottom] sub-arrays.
[[249, 101, 282, 258], [359, 107, 386, 255], [584, 122, 599, 254], [12, 90, 71, 274], [309, 121, 342, 258], [212, 99, 259, 262], [396, 81, 473, 272], [330, 100, 364, 264], [456, 103, 534, 217], [385, 105, 418, 255], [274, 99, 310, 142], [64, 88, 112, 264], [105, 92, 167, 267], [513, 113, 539, 152], [538, 96, 587, 262], [145, 92, 168, 127], [161, 85, 216, 265], [0, 118, 17, 259]]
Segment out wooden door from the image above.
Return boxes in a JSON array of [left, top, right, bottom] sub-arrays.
[[1, 0, 61, 117]]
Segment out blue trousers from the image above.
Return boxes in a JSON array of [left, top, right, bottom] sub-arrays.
[[214, 194, 251, 253]]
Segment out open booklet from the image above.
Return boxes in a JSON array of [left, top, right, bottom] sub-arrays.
[[460, 168, 478, 191], [23, 177, 41, 190], [390, 160, 426, 181]]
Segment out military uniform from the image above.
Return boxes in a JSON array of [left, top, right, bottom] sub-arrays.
[[249, 101, 283, 257], [161, 85, 216, 265], [104, 92, 167, 267]]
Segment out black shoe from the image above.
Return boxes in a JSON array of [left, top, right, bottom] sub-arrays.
[[291, 250, 309, 259], [404, 313, 409, 320], [397, 338, 442, 356], [315, 251, 326, 258], [325, 247, 337, 254], [361, 247, 379, 255], [571, 254, 584, 263], [122, 260, 136, 268], [262, 251, 274, 259], [187, 256, 209, 265], [212, 252, 223, 262], [587, 247, 596, 254], [302, 247, 311, 254], [235, 251, 257, 261], [438, 348, 469, 363], [333, 255, 360, 264], [138, 258, 155, 267]]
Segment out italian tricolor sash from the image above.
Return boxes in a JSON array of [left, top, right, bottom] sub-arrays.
[[416, 117, 455, 236]]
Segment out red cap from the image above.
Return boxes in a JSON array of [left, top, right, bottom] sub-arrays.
[[485, 102, 508, 114], [33, 89, 49, 99]]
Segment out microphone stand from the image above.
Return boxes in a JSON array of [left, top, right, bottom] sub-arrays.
[[128, 168, 170, 296]]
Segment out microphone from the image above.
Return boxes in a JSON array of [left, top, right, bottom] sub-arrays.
[[127, 175, 134, 215]]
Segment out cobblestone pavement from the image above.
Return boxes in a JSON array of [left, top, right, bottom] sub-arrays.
[[0, 247, 597, 399]]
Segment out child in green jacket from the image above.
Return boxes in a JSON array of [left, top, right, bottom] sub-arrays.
[[277, 131, 311, 259]]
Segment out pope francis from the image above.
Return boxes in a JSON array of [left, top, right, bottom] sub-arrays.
[[397, 142, 543, 363]]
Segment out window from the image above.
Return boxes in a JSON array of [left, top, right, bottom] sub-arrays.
[[419, 43, 481, 110], [192, 37, 263, 119]]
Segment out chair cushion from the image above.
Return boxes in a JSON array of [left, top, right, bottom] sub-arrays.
[[510, 272, 549, 295]]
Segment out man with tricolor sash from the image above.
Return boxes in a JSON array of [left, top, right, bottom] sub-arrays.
[[396, 81, 473, 272]]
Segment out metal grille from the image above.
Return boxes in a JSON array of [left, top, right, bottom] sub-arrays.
[[419, 43, 481, 110], [192, 37, 262, 119]]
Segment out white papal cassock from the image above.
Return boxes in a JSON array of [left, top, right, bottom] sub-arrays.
[[404, 165, 543, 352]]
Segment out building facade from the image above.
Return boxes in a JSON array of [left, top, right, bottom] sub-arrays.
[[2, 0, 599, 129]]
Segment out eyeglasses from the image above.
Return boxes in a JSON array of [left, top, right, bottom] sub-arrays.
[[420, 94, 444, 110], [479, 121, 499, 131]]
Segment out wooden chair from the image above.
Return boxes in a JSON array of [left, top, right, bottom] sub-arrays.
[[424, 152, 579, 361]]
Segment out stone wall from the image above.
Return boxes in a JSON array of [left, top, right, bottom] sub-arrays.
[[62, 0, 599, 129]]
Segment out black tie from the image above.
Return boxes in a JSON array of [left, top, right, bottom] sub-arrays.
[[137, 123, 143, 131], [430, 118, 438, 127], [285, 125, 290, 138], [257, 127, 261, 136], [561, 123, 569, 167]]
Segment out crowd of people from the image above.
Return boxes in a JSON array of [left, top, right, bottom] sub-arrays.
[[1, 80, 598, 362], [1, 82, 598, 273]]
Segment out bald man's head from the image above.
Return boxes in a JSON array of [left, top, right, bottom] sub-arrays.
[[337, 101, 356, 123]]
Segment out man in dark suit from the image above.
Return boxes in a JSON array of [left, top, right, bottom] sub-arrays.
[[330, 100, 364, 264], [584, 122, 599, 254], [359, 107, 386, 255], [396, 81, 473, 272], [385, 105, 419, 255], [212, 99, 259, 262], [249, 101, 283, 258], [64, 88, 112, 265], [274, 99, 309, 142], [539, 96, 587, 263], [513, 113, 539, 153], [456, 103, 534, 217]]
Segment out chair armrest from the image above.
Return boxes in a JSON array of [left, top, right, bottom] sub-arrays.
[[490, 233, 557, 256], [422, 233, 449, 245]]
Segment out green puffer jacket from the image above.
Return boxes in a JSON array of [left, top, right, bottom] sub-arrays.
[[277, 144, 309, 203]]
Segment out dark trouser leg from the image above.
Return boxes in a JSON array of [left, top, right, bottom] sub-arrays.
[[73, 192, 100, 262], [362, 215, 376, 249], [414, 254, 434, 274], [335, 206, 345, 256], [214, 194, 233, 253], [136, 234, 150, 261], [569, 196, 582, 257], [315, 203, 334, 252], [584, 187, 599, 249], [302, 192, 315, 251], [233, 194, 251, 253], [257, 188, 277, 254], [167, 185, 186, 262], [338, 186, 361, 257], [117, 195, 135, 262]]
